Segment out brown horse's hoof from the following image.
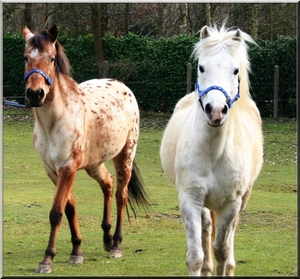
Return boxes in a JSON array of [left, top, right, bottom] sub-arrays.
[[108, 249, 122, 258], [104, 240, 113, 252], [35, 263, 52, 273], [68, 255, 84, 264]]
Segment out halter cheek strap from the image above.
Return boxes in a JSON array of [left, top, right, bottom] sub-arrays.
[[195, 78, 240, 109], [24, 69, 54, 86]]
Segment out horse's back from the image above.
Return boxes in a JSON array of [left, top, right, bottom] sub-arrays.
[[76, 78, 140, 166], [79, 78, 138, 111], [78, 78, 139, 130]]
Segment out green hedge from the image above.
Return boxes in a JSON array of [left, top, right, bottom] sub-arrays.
[[3, 32, 296, 117]]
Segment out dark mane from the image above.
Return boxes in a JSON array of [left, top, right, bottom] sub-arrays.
[[54, 41, 71, 76], [28, 30, 71, 76]]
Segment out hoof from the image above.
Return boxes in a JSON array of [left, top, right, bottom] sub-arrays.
[[104, 240, 113, 252], [108, 249, 122, 258], [35, 264, 52, 274], [68, 255, 84, 264]]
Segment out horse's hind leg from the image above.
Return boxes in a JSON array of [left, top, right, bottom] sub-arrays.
[[86, 164, 114, 252], [109, 144, 134, 258], [225, 214, 240, 275], [213, 201, 241, 275], [201, 208, 214, 275]]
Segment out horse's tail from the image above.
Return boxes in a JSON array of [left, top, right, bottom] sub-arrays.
[[127, 161, 151, 220]]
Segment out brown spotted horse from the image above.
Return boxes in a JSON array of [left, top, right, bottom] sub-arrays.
[[22, 24, 149, 273]]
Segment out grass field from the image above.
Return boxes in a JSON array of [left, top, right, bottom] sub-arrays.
[[2, 107, 297, 276]]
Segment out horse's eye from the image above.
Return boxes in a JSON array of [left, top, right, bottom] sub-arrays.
[[50, 57, 55, 63], [24, 56, 28, 62], [233, 68, 239, 75], [199, 65, 205, 73]]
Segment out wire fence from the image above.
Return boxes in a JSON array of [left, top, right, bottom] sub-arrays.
[[3, 83, 296, 119]]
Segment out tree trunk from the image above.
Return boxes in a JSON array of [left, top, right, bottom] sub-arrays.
[[125, 3, 129, 34], [24, 3, 32, 29], [205, 3, 212, 26], [178, 4, 188, 34], [249, 3, 258, 39], [269, 4, 273, 40], [44, 4, 57, 30], [91, 3, 105, 78]]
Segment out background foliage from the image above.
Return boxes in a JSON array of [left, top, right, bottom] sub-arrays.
[[3, 33, 296, 117]]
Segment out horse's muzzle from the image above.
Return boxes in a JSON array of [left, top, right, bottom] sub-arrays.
[[26, 88, 45, 107], [205, 103, 228, 127]]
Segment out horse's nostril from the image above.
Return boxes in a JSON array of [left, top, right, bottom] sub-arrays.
[[222, 105, 228, 115], [38, 89, 45, 100], [205, 103, 213, 117], [26, 88, 45, 100], [26, 88, 32, 98]]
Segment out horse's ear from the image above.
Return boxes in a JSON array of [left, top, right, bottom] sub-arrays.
[[22, 25, 34, 41], [232, 29, 242, 42], [200, 25, 211, 40], [48, 24, 58, 43]]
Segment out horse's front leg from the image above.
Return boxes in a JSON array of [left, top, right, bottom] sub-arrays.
[[65, 193, 83, 264], [179, 190, 204, 276], [35, 165, 77, 274], [213, 200, 241, 275]]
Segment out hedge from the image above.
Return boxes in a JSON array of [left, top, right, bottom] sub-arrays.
[[3, 32, 296, 117]]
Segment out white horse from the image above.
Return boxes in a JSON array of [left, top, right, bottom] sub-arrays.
[[160, 25, 263, 276]]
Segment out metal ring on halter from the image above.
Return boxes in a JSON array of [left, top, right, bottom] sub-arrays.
[[195, 79, 240, 109], [24, 69, 53, 86]]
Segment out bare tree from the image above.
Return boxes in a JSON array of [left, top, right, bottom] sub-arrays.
[[249, 4, 258, 39], [205, 4, 212, 26], [3, 3, 297, 40], [91, 3, 105, 78], [24, 3, 32, 29], [44, 4, 57, 29]]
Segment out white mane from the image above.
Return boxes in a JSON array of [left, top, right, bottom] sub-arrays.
[[192, 25, 256, 75]]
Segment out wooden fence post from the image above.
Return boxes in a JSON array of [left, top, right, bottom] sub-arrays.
[[103, 61, 109, 78], [187, 63, 192, 94], [273, 65, 279, 118]]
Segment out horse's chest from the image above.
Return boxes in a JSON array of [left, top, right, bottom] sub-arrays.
[[33, 124, 81, 168], [203, 158, 247, 210]]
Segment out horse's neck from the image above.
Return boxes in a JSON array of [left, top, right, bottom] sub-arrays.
[[33, 76, 78, 128]]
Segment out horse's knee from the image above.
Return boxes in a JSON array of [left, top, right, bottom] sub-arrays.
[[49, 210, 63, 226], [213, 242, 229, 262], [186, 250, 204, 276]]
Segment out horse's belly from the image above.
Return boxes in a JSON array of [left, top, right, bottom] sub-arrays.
[[83, 123, 130, 165]]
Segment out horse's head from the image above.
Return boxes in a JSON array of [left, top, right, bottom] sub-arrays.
[[22, 25, 59, 107], [193, 25, 252, 127]]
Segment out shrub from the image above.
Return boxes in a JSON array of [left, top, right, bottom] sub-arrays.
[[3, 33, 296, 117]]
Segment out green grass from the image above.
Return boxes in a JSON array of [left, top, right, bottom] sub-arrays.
[[2, 108, 297, 276]]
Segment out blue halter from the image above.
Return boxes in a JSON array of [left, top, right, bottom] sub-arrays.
[[24, 69, 54, 86], [195, 79, 240, 109]]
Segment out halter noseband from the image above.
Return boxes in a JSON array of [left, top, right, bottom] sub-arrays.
[[24, 69, 54, 86], [195, 78, 240, 109]]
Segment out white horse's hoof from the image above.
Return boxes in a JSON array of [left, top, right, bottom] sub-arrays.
[[108, 249, 122, 258], [68, 255, 84, 264], [35, 263, 52, 273]]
